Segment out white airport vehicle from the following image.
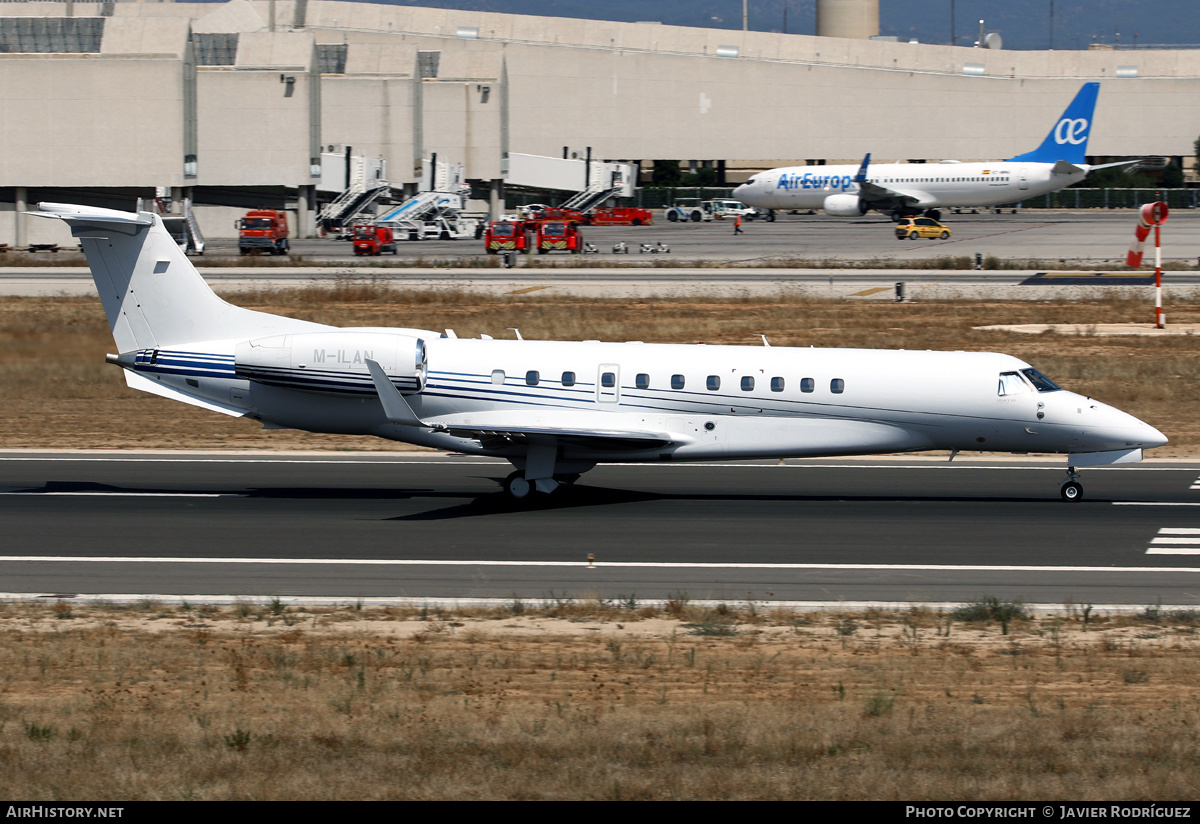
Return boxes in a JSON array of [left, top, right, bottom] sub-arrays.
[[32, 202, 1166, 502], [734, 83, 1134, 222], [665, 198, 757, 223]]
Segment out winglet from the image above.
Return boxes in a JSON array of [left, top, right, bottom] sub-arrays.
[[366, 358, 429, 428], [853, 153, 871, 184]]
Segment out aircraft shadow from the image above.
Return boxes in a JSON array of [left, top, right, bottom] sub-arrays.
[[18, 480, 1080, 521], [387, 477, 1063, 521]]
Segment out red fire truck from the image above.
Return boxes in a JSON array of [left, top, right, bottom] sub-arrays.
[[536, 221, 583, 254], [236, 210, 289, 255], [352, 224, 397, 255], [484, 221, 534, 254], [583, 207, 653, 226]]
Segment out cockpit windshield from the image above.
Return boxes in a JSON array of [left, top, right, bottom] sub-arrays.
[[1020, 368, 1062, 392], [998, 368, 1063, 396]]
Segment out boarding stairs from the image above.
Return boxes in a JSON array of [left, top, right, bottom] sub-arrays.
[[560, 183, 621, 214], [379, 189, 479, 241], [317, 179, 391, 232], [146, 195, 205, 255]]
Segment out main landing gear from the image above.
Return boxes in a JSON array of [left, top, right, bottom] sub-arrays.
[[1060, 466, 1083, 502], [503, 470, 581, 500]]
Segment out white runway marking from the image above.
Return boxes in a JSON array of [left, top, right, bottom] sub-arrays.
[[1, 556, 1199, 574], [1147, 527, 1200, 555]]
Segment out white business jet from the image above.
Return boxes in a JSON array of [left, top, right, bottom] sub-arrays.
[[734, 82, 1133, 222], [33, 202, 1165, 501]]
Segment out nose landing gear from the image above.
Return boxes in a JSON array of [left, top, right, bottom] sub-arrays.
[[1060, 466, 1083, 502]]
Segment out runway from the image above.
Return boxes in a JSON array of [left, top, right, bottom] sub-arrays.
[[4, 452, 1200, 608]]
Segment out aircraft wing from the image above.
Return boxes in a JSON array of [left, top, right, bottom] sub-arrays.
[[365, 358, 682, 449], [851, 156, 932, 208], [856, 180, 928, 208], [429, 412, 681, 450]]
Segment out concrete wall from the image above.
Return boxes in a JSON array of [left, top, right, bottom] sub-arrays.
[[0, 0, 1198, 247]]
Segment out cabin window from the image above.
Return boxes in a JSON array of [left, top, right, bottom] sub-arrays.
[[831, 378, 845, 394], [707, 375, 721, 391], [636, 373, 650, 390], [491, 370, 505, 385], [525, 370, 539, 386], [771, 377, 785, 392], [671, 374, 685, 390], [562, 371, 576, 387], [1021, 368, 1062, 392], [741, 376, 755, 391], [601, 372, 616, 388], [800, 377, 815, 393]]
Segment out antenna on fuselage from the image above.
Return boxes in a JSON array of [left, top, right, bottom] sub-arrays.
[[507, 328, 524, 340]]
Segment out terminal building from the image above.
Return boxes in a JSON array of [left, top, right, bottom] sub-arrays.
[[1, 0, 1198, 243]]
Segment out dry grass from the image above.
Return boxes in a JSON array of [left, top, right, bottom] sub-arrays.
[[0, 599, 1197, 800], [3, 288, 1200, 453]]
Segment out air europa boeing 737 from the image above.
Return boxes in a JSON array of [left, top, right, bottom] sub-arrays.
[[734, 83, 1132, 222], [33, 202, 1165, 501]]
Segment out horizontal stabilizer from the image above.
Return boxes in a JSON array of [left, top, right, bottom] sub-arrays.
[[29, 203, 155, 228], [1051, 160, 1085, 175]]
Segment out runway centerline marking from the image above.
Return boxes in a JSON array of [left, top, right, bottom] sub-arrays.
[[2, 557, 1200, 574]]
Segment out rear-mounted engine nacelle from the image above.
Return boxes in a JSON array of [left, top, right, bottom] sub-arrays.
[[823, 194, 869, 217], [235, 330, 427, 396]]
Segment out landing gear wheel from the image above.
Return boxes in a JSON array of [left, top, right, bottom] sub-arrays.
[[1060, 481, 1083, 502], [504, 471, 532, 500]]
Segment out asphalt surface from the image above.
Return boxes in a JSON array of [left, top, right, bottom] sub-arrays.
[[239, 209, 1200, 265], [4, 452, 1200, 608]]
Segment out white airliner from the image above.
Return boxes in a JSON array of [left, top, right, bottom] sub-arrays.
[[34, 202, 1165, 501], [733, 82, 1131, 222]]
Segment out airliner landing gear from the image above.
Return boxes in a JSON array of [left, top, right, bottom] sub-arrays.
[[924, 209, 942, 221], [1060, 466, 1083, 502]]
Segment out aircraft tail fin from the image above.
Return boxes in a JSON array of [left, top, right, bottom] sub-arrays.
[[1005, 82, 1100, 165], [30, 203, 321, 352], [853, 153, 872, 184]]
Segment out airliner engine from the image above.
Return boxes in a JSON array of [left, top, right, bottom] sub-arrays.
[[235, 330, 428, 395], [823, 194, 870, 216]]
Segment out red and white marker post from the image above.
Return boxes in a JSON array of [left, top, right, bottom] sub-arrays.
[[1126, 201, 1170, 328]]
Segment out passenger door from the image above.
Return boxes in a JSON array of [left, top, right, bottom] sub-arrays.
[[596, 364, 620, 404]]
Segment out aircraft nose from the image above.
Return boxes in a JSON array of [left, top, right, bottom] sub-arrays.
[[1098, 402, 1168, 450], [732, 182, 749, 198], [1139, 421, 1169, 449]]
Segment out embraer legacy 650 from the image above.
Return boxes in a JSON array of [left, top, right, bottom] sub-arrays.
[[34, 203, 1165, 501], [734, 83, 1135, 222]]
